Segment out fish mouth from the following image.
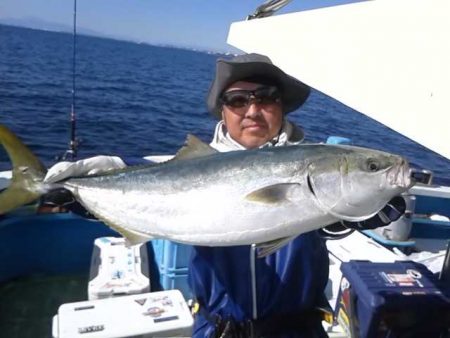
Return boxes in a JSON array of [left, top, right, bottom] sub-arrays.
[[387, 160, 413, 189]]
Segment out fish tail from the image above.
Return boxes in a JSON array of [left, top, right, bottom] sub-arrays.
[[0, 125, 47, 214]]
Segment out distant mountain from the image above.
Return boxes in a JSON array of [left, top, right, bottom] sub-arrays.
[[0, 17, 237, 54], [0, 16, 113, 39]]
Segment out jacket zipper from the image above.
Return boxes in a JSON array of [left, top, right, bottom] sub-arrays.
[[250, 244, 258, 319]]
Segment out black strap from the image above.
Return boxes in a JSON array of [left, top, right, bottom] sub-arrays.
[[249, 311, 323, 337], [199, 307, 324, 338]]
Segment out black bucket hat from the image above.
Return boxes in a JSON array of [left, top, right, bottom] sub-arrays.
[[207, 53, 310, 118]]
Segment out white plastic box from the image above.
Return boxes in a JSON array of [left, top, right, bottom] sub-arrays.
[[88, 237, 150, 300], [52, 290, 193, 338]]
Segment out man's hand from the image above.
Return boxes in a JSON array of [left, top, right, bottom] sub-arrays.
[[39, 155, 126, 216], [321, 196, 406, 237], [44, 155, 126, 183], [341, 195, 406, 230]]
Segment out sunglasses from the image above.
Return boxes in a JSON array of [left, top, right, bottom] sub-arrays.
[[221, 86, 281, 109]]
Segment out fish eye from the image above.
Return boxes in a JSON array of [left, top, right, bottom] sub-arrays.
[[366, 159, 380, 172]]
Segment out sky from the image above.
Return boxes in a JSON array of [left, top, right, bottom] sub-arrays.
[[0, 0, 360, 52]]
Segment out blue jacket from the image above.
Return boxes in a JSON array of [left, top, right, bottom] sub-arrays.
[[188, 231, 330, 337]]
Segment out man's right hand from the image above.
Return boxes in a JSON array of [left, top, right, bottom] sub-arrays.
[[39, 155, 126, 216], [44, 155, 126, 183]]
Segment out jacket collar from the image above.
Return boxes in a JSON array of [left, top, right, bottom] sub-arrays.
[[209, 120, 305, 152]]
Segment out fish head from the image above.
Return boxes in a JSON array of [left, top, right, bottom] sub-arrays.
[[307, 145, 413, 221]]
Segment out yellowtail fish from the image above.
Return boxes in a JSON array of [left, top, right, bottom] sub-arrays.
[[0, 125, 412, 256]]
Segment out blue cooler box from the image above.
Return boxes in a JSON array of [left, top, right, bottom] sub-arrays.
[[335, 260, 450, 338]]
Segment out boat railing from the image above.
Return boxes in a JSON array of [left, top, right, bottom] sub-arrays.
[[411, 169, 434, 185]]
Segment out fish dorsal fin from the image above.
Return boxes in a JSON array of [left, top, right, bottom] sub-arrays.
[[245, 183, 301, 204], [173, 134, 218, 161]]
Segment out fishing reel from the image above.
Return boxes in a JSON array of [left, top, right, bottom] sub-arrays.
[[55, 137, 82, 162]]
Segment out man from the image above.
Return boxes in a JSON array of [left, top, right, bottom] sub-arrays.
[[188, 53, 329, 338], [188, 53, 404, 338], [44, 53, 404, 338]]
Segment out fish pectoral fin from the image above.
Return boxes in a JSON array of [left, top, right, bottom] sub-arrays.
[[86, 209, 152, 246], [105, 220, 152, 246], [245, 183, 301, 204], [172, 134, 218, 161], [256, 236, 297, 258], [119, 228, 153, 246]]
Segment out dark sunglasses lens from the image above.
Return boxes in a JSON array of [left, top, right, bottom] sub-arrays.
[[254, 87, 280, 104], [222, 87, 281, 108], [222, 91, 250, 108]]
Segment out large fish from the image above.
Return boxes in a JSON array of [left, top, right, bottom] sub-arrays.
[[0, 125, 412, 255]]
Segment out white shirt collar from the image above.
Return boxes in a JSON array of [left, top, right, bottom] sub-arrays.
[[209, 120, 305, 152]]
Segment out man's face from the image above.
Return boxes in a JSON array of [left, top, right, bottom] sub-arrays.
[[221, 81, 283, 149]]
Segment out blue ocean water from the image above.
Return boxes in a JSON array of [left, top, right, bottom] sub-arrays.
[[1, 24, 449, 182]]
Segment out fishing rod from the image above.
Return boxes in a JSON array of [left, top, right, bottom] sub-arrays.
[[61, 0, 79, 161]]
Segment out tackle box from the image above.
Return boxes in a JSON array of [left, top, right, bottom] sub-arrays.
[[335, 260, 450, 338]]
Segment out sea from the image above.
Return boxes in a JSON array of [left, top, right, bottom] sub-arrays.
[[1, 24, 450, 338], [1, 24, 450, 182]]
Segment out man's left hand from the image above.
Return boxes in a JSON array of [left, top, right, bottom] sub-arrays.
[[341, 195, 406, 230], [322, 195, 406, 235]]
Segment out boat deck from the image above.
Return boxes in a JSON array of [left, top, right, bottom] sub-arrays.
[[0, 274, 88, 338]]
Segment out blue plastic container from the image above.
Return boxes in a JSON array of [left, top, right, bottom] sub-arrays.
[[151, 239, 193, 299], [152, 240, 192, 272], [151, 239, 165, 270], [162, 241, 192, 273], [336, 260, 450, 338], [161, 271, 192, 300]]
